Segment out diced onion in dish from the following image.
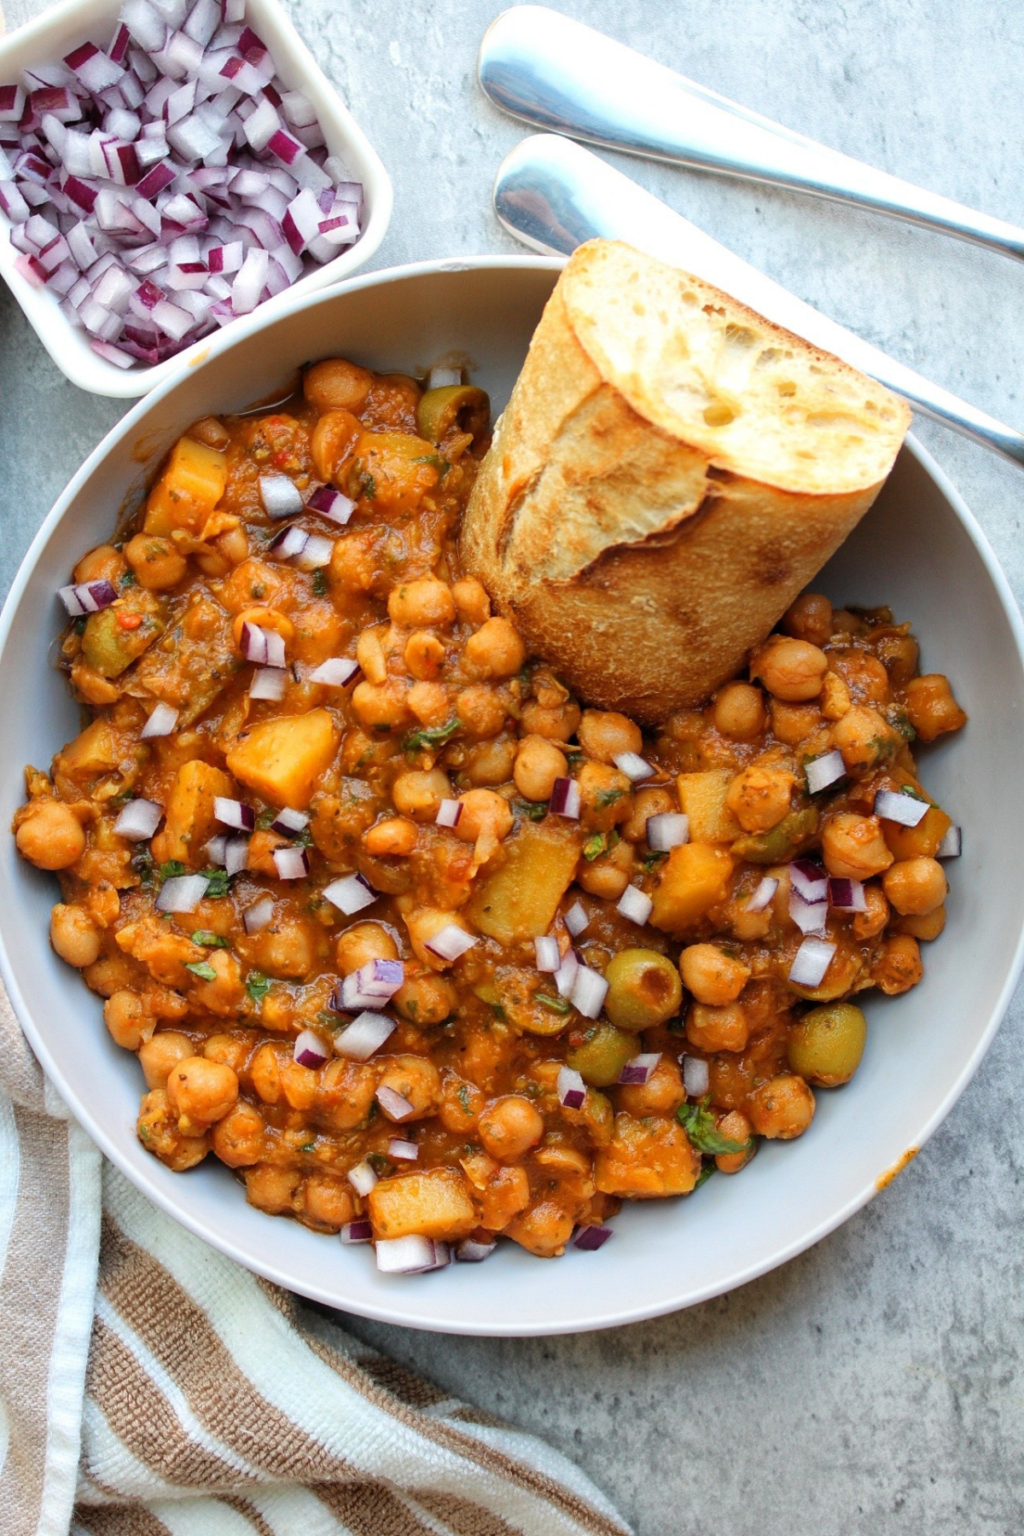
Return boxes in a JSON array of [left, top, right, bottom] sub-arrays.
[[646, 812, 688, 852], [557, 1064, 586, 1110], [549, 777, 580, 819], [323, 872, 377, 916], [805, 749, 846, 794], [139, 701, 178, 738], [347, 958, 404, 1003], [292, 1029, 327, 1068], [455, 1237, 496, 1262], [617, 1052, 660, 1086], [155, 872, 209, 913], [744, 876, 778, 913], [347, 1159, 377, 1197], [58, 578, 118, 615], [534, 934, 560, 973], [573, 1225, 612, 1252], [223, 835, 248, 877], [272, 845, 309, 880], [387, 1137, 418, 1161], [564, 900, 588, 937], [205, 834, 227, 866], [240, 621, 286, 667], [617, 885, 653, 926], [682, 1055, 709, 1097], [874, 788, 930, 827], [0, 1, 365, 370], [306, 656, 359, 687], [267, 522, 333, 569], [789, 859, 828, 904], [789, 888, 827, 936], [828, 877, 866, 912], [435, 798, 462, 829], [937, 825, 962, 859], [269, 806, 309, 836], [571, 964, 608, 1019], [554, 946, 579, 999], [113, 796, 162, 840], [249, 666, 286, 700], [612, 751, 654, 782], [788, 937, 836, 989], [339, 1219, 372, 1245], [266, 523, 307, 559], [306, 484, 354, 524], [423, 924, 478, 962], [242, 896, 274, 934], [376, 1084, 414, 1121], [213, 795, 254, 831], [428, 365, 461, 388], [375, 1235, 446, 1274], [334, 1010, 394, 1061]]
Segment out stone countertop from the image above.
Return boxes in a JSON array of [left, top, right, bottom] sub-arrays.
[[2, 2, 1023, 1532]]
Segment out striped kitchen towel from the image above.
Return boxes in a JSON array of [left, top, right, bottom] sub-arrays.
[[0, 988, 632, 1536]]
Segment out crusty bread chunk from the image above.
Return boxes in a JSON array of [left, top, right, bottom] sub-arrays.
[[460, 240, 910, 722]]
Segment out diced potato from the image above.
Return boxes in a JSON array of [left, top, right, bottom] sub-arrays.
[[466, 821, 581, 944], [152, 760, 233, 866], [677, 770, 742, 843], [81, 591, 165, 678], [226, 710, 340, 809], [144, 437, 227, 536], [594, 1113, 701, 1198], [650, 842, 734, 935], [882, 803, 951, 861], [368, 1167, 477, 1241], [349, 430, 440, 516], [57, 718, 118, 780]]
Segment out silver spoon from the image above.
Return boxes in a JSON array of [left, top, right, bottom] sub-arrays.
[[493, 134, 1024, 470], [480, 6, 1024, 264]]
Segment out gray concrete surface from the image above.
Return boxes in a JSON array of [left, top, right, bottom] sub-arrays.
[[3, 1, 1024, 1532]]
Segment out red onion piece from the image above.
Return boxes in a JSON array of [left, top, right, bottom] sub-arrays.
[[683, 1055, 709, 1097], [617, 1052, 661, 1086], [213, 795, 254, 832], [564, 900, 589, 937], [646, 812, 689, 852], [249, 666, 286, 701], [339, 1219, 372, 1245], [294, 534, 334, 572], [617, 885, 653, 926], [744, 876, 779, 913], [293, 1029, 328, 1069], [58, 578, 118, 616], [375, 1235, 437, 1274], [549, 777, 581, 820], [534, 935, 560, 973], [828, 877, 867, 912], [573, 1225, 612, 1252], [323, 872, 377, 916], [435, 798, 462, 829], [334, 1010, 395, 1061], [376, 1084, 414, 1121], [305, 484, 354, 525], [258, 473, 303, 520], [240, 621, 286, 668], [612, 750, 654, 782], [805, 749, 846, 794], [223, 836, 248, 878], [242, 896, 274, 934], [788, 937, 836, 989], [347, 1159, 377, 1197], [455, 1237, 496, 1262], [307, 657, 360, 687], [272, 846, 309, 881], [557, 1064, 586, 1111], [388, 1137, 418, 1161], [937, 825, 962, 859], [267, 523, 308, 562], [205, 834, 227, 867], [113, 797, 163, 841], [789, 859, 828, 904], [554, 946, 579, 999], [789, 888, 828, 936], [348, 958, 404, 1003], [874, 788, 930, 828], [571, 965, 608, 1020], [266, 808, 307, 838], [423, 924, 478, 963], [156, 872, 209, 913]]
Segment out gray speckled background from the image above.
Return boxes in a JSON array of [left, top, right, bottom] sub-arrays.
[[3, 2, 1024, 1533]]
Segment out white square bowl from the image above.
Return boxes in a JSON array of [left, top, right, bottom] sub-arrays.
[[0, 0, 393, 396]]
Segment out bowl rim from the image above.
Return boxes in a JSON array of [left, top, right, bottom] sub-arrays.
[[0, 0, 394, 397], [2, 253, 1023, 1334]]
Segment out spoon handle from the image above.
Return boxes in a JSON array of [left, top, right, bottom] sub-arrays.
[[493, 134, 1024, 470], [480, 6, 1024, 264]]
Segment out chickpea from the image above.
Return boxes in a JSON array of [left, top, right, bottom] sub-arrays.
[[748, 1073, 815, 1139], [387, 576, 456, 629], [576, 839, 636, 900], [478, 1095, 545, 1160], [50, 903, 102, 969], [407, 681, 450, 726], [520, 694, 581, 743], [351, 678, 411, 730], [462, 736, 517, 786], [330, 532, 377, 593], [455, 683, 507, 738], [725, 766, 795, 833], [84, 953, 134, 997], [686, 1001, 749, 1053], [335, 921, 398, 975], [514, 734, 568, 802], [73, 543, 127, 586], [244, 1164, 301, 1215], [394, 968, 456, 1026], [103, 988, 149, 1049], [577, 760, 633, 832], [364, 817, 418, 856], [356, 626, 386, 684], [404, 631, 446, 681], [187, 949, 244, 1016], [680, 943, 750, 1006], [577, 710, 643, 765], [831, 704, 897, 772], [831, 651, 889, 705], [455, 788, 513, 846], [211, 1101, 265, 1168], [821, 814, 894, 880], [875, 631, 920, 688], [882, 857, 947, 916], [464, 616, 526, 680], [215, 525, 248, 566], [123, 533, 187, 590], [617, 1056, 686, 1117], [166, 1057, 239, 1126], [137, 1090, 208, 1171], [781, 592, 833, 647], [622, 786, 676, 844], [203, 1035, 249, 1073], [904, 675, 968, 742], [310, 408, 361, 483], [299, 1173, 356, 1232], [187, 415, 230, 450], [566, 1023, 637, 1087], [392, 769, 451, 822], [243, 917, 316, 980], [788, 1002, 867, 1087], [138, 1030, 194, 1089], [712, 681, 767, 740], [715, 1110, 756, 1174], [604, 949, 682, 1031], [15, 799, 85, 870], [898, 904, 946, 941], [872, 934, 923, 995], [819, 671, 852, 721], [852, 883, 890, 939], [376, 1055, 442, 1120], [769, 699, 822, 746], [751, 636, 828, 702], [304, 357, 373, 413]]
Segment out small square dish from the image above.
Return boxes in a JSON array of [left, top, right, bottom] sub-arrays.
[[0, 0, 392, 396]]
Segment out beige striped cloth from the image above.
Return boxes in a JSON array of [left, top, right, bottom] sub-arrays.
[[0, 990, 632, 1536]]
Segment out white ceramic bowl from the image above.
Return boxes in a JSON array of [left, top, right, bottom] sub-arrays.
[[0, 0, 392, 396], [2, 256, 1023, 1336]]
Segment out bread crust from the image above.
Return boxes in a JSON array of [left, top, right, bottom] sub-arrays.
[[460, 240, 911, 723]]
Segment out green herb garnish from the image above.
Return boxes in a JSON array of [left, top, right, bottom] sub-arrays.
[[515, 799, 548, 822], [191, 930, 228, 948], [200, 867, 230, 898], [642, 850, 668, 872], [677, 1096, 752, 1157], [583, 832, 607, 861], [403, 718, 460, 753], [694, 1163, 715, 1190], [595, 787, 625, 808], [185, 961, 217, 982], [119, 570, 137, 588], [246, 971, 271, 1005], [159, 859, 187, 881], [311, 569, 328, 597], [536, 992, 573, 1015]]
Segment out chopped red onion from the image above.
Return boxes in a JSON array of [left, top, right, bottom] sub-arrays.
[[155, 872, 209, 913], [573, 1225, 612, 1252], [550, 777, 580, 819], [937, 825, 962, 859], [423, 924, 478, 963], [221, 836, 247, 878], [789, 887, 828, 937], [874, 788, 930, 828], [388, 1137, 418, 1161], [564, 900, 589, 937], [646, 812, 689, 852], [744, 876, 779, 913], [375, 1235, 437, 1274], [534, 934, 560, 973], [339, 1219, 372, 1245], [294, 533, 334, 572], [334, 1010, 395, 1061], [683, 1055, 709, 1097], [557, 1064, 587, 1110], [455, 1237, 496, 1262], [618, 1052, 661, 1086], [788, 937, 836, 989], [347, 1159, 377, 1197], [213, 795, 254, 832], [242, 895, 274, 934], [113, 797, 163, 841], [205, 833, 227, 867], [258, 474, 303, 519], [554, 946, 579, 999], [805, 749, 846, 794], [269, 807, 309, 837], [571, 964, 608, 1019], [348, 958, 404, 1002], [305, 484, 354, 525], [617, 885, 653, 926], [267, 523, 309, 562], [435, 799, 463, 829], [828, 877, 867, 912], [307, 657, 360, 687], [293, 1029, 328, 1069], [58, 578, 117, 616], [323, 872, 377, 916], [239, 622, 286, 668], [376, 1084, 414, 1121], [612, 750, 653, 783], [249, 666, 286, 701], [789, 859, 828, 904], [273, 846, 309, 881]]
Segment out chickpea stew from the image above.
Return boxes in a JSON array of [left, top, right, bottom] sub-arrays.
[[13, 356, 967, 1271]]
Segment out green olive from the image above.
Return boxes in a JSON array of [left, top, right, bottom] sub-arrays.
[[565, 1023, 637, 1087], [603, 948, 682, 1032], [415, 384, 490, 445], [787, 1002, 867, 1086]]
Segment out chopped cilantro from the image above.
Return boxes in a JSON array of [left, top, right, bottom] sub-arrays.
[[311, 569, 328, 597], [514, 799, 548, 822], [131, 849, 156, 888], [595, 787, 625, 808], [367, 1151, 389, 1173], [191, 930, 228, 948], [185, 961, 217, 982], [403, 718, 460, 753], [200, 868, 230, 898], [491, 1003, 507, 1022], [299, 1140, 317, 1153], [246, 971, 271, 1006], [564, 749, 584, 768], [583, 832, 607, 861], [536, 992, 573, 1015], [119, 570, 137, 588], [72, 616, 88, 635], [159, 859, 187, 881], [412, 453, 451, 475], [255, 808, 277, 830], [642, 850, 668, 873], [456, 1082, 472, 1112], [677, 1096, 752, 1157], [694, 1163, 715, 1191]]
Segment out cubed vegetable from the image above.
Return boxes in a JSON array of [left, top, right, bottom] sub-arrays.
[[594, 1113, 701, 1198], [349, 430, 440, 515], [677, 770, 742, 843], [367, 1167, 477, 1241], [226, 710, 340, 809], [466, 821, 582, 944], [144, 437, 228, 537], [882, 803, 951, 860], [649, 843, 734, 935], [81, 591, 165, 678], [154, 760, 233, 865]]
